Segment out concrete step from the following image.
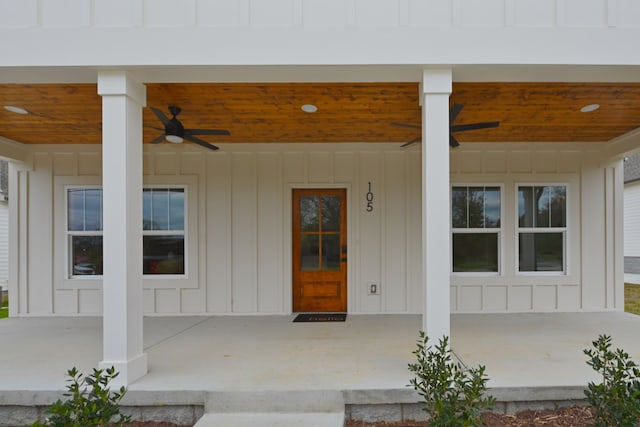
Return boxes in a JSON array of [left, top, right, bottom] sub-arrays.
[[194, 390, 346, 427], [193, 412, 345, 427]]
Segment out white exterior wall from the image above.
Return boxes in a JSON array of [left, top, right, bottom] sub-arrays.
[[2, 0, 639, 30], [625, 181, 640, 257], [0, 200, 8, 285], [10, 142, 623, 316]]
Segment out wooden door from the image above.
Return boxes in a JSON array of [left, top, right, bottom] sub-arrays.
[[292, 189, 347, 313]]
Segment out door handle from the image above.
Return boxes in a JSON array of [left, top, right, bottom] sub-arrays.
[[342, 245, 347, 254]]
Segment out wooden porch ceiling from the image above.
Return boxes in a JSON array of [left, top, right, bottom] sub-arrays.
[[1, 82, 640, 146]]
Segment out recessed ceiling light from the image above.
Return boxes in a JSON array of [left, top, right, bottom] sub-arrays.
[[580, 104, 600, 113], [301, 104, 318, 113], [4, 105, 29, 114]]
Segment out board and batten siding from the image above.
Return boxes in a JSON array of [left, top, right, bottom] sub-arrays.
[[624, 180, 640, 257], [9, 142, 623, 316]]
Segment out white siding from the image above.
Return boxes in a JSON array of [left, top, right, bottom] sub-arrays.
[[0, 201, 8, 285], [624, 181, 640, 256], [2, 0, 637, 29], [11, 142, 623, 316]]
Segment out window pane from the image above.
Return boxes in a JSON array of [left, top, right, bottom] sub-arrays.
[[484, 187, 501, 228], [71, 235, 103, 276], [468, 187, 485, 228], [68, 189, 85, 231], [169, 189, 185, 230], [300, 234, 319, 271], [549, 186, 566, 227], [321, 196, 341, 232], [451, 187, 467, 228], [452, 233, 498, 272], [519, 232, 564, 272], [151, 190, 169, 230], [322, 234, 340, 271], [143, 189, 153, 230], [518, 187, 534, 227], [536, 187, 550, 228], [143, 235, 184, 274], [300, 196, 319, 232], [84, 189, 102, 231]]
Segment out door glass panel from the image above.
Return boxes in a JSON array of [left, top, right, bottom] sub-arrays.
[[322, 234, 340, 271], [300, 196, 319, 232], [300, 234, 319, 271], [321, 196, 341, 232]]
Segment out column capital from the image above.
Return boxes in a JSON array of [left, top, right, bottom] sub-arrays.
[[420, 69, 453, 96], [97, 71, 146, 107]]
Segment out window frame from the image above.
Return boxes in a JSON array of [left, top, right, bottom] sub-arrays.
[[56, 176, 197, 290], [515, 183, 568, 275], [65, 185, 104, 280], [142, 185, 188, 279], [451, 184, 503, 276]]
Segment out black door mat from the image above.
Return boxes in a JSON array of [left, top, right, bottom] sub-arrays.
[[293, 313, 347, 322]]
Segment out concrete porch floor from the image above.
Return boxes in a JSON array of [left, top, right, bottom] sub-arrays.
[[1, 312, 640, 424]]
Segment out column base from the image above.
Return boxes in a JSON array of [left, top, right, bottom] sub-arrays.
[[99, 352, 148, 387]]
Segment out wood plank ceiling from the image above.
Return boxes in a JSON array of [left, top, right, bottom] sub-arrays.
[[1, 82, 640, 146]]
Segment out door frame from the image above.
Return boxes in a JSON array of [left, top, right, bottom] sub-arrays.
[[284, 184, 351, 314]]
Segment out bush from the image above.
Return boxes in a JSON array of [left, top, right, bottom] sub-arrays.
[[33, 366, 131, 427], [408, 331, 495, 427], [584, 334, 640, 427]]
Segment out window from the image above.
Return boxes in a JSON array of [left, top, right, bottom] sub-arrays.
[[517, 185, 566, 272], [451, 186, 501, 273], [66, 186, 186, 278], [142, 188, 185, 275], [67, 188, 103, 277]]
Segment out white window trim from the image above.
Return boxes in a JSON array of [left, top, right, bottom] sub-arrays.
[[54, 175, 199, 290], [515, 183, 569, 276], [142, 185, 188, 281], [66, 185, 103, 281], [451, 184, 503, 277]]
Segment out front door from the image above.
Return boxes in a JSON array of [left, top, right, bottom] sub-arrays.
[[292, 189, 347, 312]]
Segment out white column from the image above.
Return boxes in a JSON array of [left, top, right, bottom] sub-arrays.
[[421, 69, 452, 340], [98, 71, 147, 385]]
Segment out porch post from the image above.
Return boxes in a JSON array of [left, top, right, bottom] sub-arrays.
[[97, 71, 147, 385], [421, 69, 452, 340]]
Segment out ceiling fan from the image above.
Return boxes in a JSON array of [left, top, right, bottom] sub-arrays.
[[392, 103, 500, 148], [149, 106, 230, 151]]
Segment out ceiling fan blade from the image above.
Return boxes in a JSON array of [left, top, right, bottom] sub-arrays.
[[186, 128, 231, 136], [450, 121, 500, 133], [391, 122, 421, 130], [150, 135, 166, 144], [450, 104, 464, 123], [150, 107, 171, 126], [184, 134, 219, 151], [449, 134, 460, 148], [400, 137, 421, 148]]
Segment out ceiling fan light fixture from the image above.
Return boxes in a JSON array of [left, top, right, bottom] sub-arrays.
[[4, 105, 29, 114], [580, 104, 600, 113], [165, 135, 183, 144], [301, 104, 318, 113]]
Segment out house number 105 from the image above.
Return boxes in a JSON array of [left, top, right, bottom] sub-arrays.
[[366, 182, 374, 212]]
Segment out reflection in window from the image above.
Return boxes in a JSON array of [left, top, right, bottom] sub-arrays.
[[67, 188, 103, 276], [67, 187, 187, 278], [518, 185, 566, 273], [143, 188, 186, 275], [298, 193, 342, 272], [451, 186, 501, 273]]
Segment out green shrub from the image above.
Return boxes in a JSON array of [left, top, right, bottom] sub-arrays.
[[584, 334, 640, 427], [33, 366, 131, 427], [408, 331, 495, 427]]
